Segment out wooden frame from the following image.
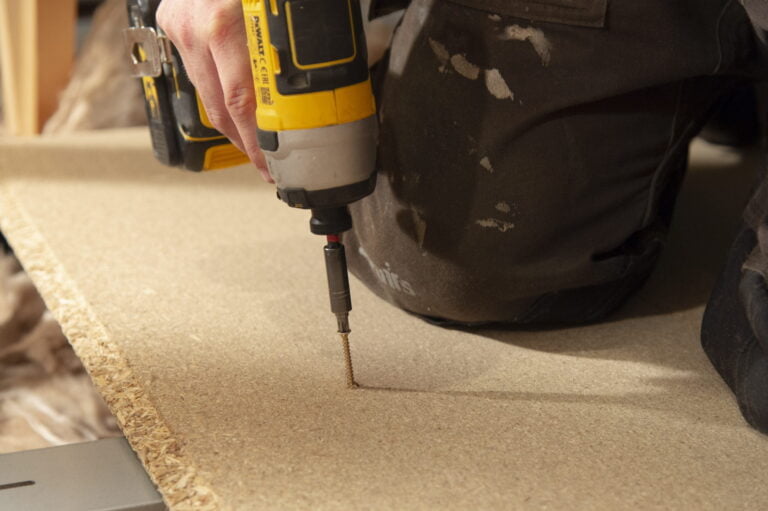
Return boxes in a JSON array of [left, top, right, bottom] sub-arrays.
[[0, 0, 76, 135]]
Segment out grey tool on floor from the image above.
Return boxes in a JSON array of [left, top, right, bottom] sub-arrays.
[[0, 437, 165, 511]]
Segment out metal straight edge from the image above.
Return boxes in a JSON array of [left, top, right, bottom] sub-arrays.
[[0, 437, 166, 511]]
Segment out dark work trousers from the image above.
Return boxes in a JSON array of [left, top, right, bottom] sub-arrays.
[[352, 0, 768, 434], [345, 0, 765, 325]]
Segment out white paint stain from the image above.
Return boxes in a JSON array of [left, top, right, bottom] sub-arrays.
[[450, 54, 480, 80], [500, 25, 552, 66], [428, 39, 484, 80], [429, 40, 517, 103], [479, 156, 494, 173], [476, 218, 515, 232], [495, 201, 511, 213], [428, 37, 450, 72], [411, 207, 427, 248], [484, 68, 514, 100]]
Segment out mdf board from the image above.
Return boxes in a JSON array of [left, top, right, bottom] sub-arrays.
[[0, 0, 76, 135], [0, 129, 767, 509]]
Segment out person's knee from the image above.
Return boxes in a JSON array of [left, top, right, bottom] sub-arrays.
[[345, 228, 659, 325]]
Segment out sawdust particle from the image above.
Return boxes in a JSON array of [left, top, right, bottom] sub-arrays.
[[495, 201, 511, 213], [479, 156, 494, 173]]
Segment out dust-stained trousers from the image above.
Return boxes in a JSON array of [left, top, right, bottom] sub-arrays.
[[346, 0, 768, 432]]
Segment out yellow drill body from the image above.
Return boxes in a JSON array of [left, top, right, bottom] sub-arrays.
[[241, 0, 378, 207]]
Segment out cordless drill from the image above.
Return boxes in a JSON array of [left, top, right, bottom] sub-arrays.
[[242, 0, 377, 346], [125, 0, 378, 387]]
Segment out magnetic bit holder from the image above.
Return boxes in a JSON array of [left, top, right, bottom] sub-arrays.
[[324, 240, 352, 333]]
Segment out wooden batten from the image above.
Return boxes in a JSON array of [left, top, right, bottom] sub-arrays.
[[0, 0, 76, 135]]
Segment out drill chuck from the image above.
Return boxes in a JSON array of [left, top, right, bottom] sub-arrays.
[[310, 207, 352, 235], [324, 239, 352, 333]]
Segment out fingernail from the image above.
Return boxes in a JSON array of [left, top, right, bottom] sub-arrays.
[[259, 168, 274, 183]]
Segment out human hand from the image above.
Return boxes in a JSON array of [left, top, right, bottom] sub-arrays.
[[157, 0, 272, 181]]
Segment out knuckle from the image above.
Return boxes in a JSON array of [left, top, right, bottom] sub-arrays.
[[156, 4, 179, 38], [205, 12, 238, 47], [205, 108, 229, 131], [158, 12, 195, 51], [155, 2, 170, 29], [224, 86, 256, 119], [172, 22, 197, 51], [246, 144, 265, 163]]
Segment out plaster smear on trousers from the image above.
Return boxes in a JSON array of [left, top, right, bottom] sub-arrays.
[[411, 207, 428, 248], [428, 38, 451, 72], [476, 218, 515, 232], [450, 54, 481, 79], [428, 39, 515, 100], [500, 25, 552, 66], [484, 69, 514, 100]]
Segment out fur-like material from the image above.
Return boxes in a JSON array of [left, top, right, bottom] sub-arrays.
[[0, 254, 120, 453]]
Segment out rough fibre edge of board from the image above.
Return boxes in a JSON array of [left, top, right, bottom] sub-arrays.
[[0, 183, 222, 510]]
